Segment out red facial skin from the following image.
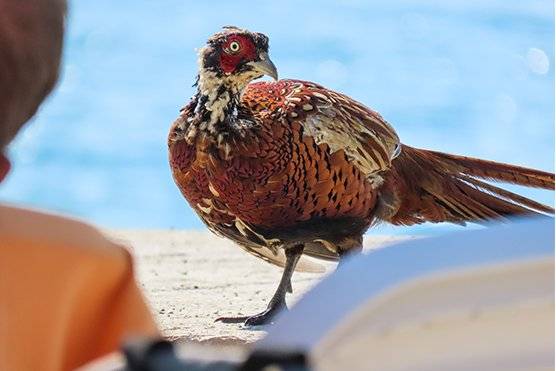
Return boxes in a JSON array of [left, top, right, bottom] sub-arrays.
[[219, 35, 258, 74]]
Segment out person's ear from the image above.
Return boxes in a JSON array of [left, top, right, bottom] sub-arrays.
[[0, 152, 11, 183]]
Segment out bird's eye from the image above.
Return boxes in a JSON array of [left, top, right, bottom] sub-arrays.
[[228, 41, 241, 53]]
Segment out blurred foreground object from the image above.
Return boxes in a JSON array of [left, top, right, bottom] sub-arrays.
[[261, 218, 554, 371], [0, 0, 65, 148], [0, 1, 159, 370], [0, 206, 159, 370]]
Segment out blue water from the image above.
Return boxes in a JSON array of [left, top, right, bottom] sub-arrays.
[[0, 1, 553, 233]]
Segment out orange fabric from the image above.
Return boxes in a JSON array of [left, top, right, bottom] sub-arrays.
[[0, 204, 159, 371]]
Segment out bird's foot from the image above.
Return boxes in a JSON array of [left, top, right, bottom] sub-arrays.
[[214, 315, 250, 324], [244, 305, 285, 326], [215, 302, 287, 326]]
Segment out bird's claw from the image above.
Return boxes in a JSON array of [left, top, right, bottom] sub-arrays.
[[214, 315, 250, 324], [243, 308, 278, 326], [215, 303, 287, 327]]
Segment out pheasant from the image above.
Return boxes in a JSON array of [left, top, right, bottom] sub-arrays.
[[168, 26, 555, 326]]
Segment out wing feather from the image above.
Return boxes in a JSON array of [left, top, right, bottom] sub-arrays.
[[245, 80, 401, 186]]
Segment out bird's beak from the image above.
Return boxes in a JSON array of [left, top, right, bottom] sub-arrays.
[[249, 52, 278, 81]]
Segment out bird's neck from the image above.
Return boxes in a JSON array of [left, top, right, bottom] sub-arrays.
[[193, 69, 251, 134]]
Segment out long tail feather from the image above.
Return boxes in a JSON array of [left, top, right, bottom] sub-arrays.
[[460, 175, 554, 214], [378, 145, 554, 226], [427, 150, 554, 189]]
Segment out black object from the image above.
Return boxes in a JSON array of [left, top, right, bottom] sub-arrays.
[[121, 338, 310, 371], [239, 349, 308, 371]]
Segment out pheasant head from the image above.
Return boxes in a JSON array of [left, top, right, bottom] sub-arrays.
[[197, 26, 277, 98]]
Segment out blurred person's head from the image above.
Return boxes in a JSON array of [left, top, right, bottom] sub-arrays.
[[0, 0, 65, 182]]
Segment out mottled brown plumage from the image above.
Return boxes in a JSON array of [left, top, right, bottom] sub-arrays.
[[168, 27, 554, 325]]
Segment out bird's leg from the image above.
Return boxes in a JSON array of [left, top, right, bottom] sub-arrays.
[[243, 244, 303, 326], [216, 243, 304, 326]]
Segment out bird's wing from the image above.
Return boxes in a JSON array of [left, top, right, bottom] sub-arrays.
[[244, 79, 401, 186]]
